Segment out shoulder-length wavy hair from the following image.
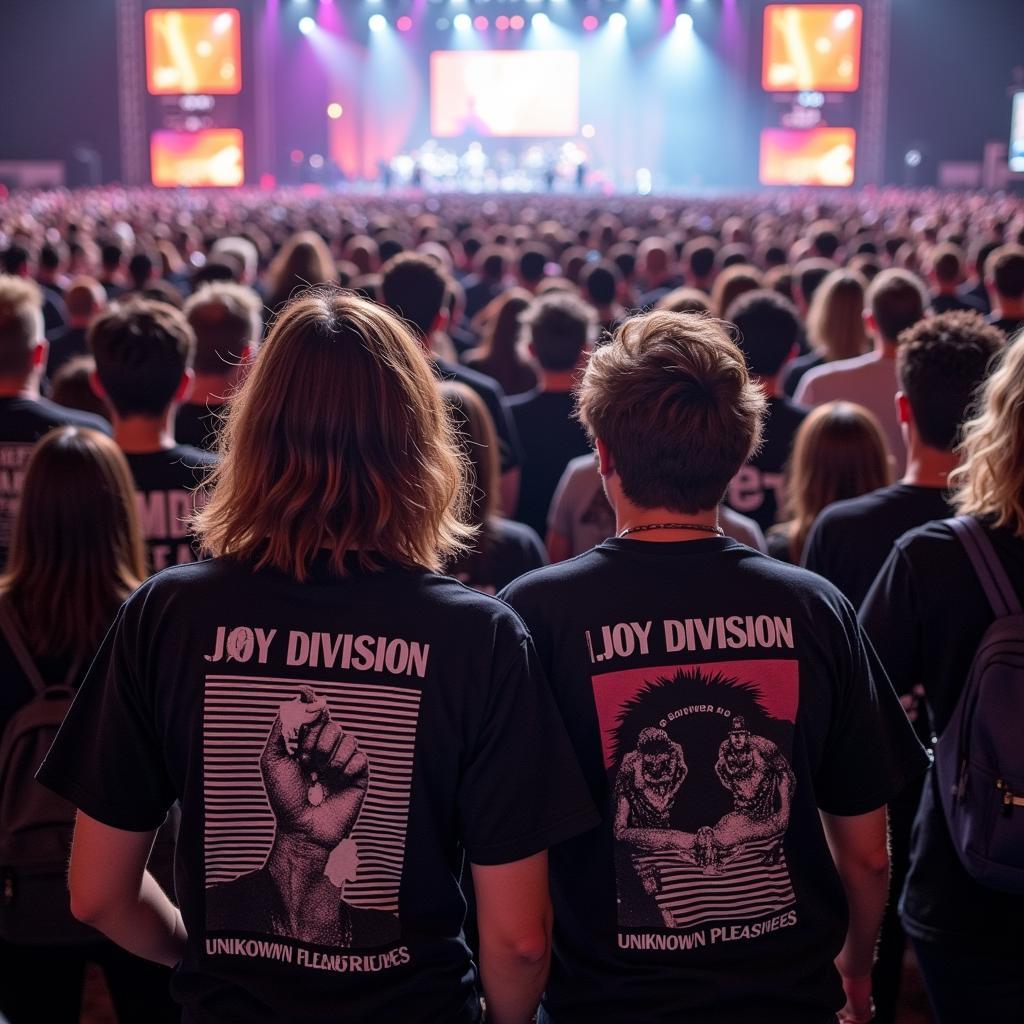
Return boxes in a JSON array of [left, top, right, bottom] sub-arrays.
[[0, 427, 145, 660], [951, 340, 1024, 535], [806, 268, 869, 363], [194, 289, 472, 579], [265, 231, 337, 312]]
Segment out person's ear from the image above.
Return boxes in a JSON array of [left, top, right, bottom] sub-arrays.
[[596, 437, 614, 478], [89, 371, 107, 401], [864, 310, 877, 334], [174, 368, 195, 404], [430, 308, 449, 335], [896, 391, 911, 426], [31, 340, 47, 370]]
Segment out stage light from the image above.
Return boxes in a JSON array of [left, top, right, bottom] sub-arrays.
[[453, 13, 471, 30], [368, 14, 387, 32], [608, 12, 627, 30], [309, 154, 324, 170], [834, 8, 857, 31], [509, 15, 525, 30], [212, 11, 234, 35], [474, 16, 489, 30], [581, 124, 596, 139], [675, 13, 693, 31], [496, 15, 509, 30], [396, 15, 413, 32], [298, 16, 315, 34], [436, 17, 450, 30], [327, 102, 343, 119], [905, 149, 923, 168], [532, 13, 550, 29], [582, 15, 599, 31], [290, 149, 304, 164]]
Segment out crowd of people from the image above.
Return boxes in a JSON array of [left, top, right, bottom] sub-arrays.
[[0, 184, 1022, 1024]]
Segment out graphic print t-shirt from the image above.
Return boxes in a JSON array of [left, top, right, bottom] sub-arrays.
[[126, 445, 218, 572], [38, 556, 596, 1023], [501, 539, 927, 1024], [0, 396, 111, 564]]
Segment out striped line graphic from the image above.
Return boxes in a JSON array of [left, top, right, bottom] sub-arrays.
[[203, 675, 421, 912], [631, 837, 795, 930]]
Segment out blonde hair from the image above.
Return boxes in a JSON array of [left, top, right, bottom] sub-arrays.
[[194, 289, 473, 579], [774, 401, 891, 562], [951, 341, 1024, 535], [806, 269, 869, 362], [0, 275, 43, 377]]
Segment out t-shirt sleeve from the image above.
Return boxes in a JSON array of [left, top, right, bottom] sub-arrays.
[[459, 634, 599, 865], [814, 593, 929, 816], [481, 382, 524, 473], [801, 514, 832, 579], [36, 602, 176, 831]]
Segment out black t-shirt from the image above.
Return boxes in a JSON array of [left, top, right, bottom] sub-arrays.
[[450, 517, 547, 595], [0, 396, 111, 564], [803, 484, 955, 609], [781, 352, 825, 398], [510, 390, 592, 538], [500, 538, 926, 1024], [726, 397, 808, 531], [988, 314, 1024, 340], [38, 555, 597, 1024], [930, 292, 984, 315], [126, 445, 218, 572], [175, 403, 225, 452], [45, 325, 89, 380], [860, 521, 1024, 947], [433, 358, 523, 474]]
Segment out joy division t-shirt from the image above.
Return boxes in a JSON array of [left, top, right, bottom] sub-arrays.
[[126, 445, 218, 572], [38, 555, 597, 1024], [500, 538, 927, 1024], [0, 396, 111, 565]]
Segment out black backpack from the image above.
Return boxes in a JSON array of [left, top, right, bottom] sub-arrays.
[[0, 600, 96, 944]]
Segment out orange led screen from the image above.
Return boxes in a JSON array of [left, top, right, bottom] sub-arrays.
[[150, 129, 244, 187], [763, 5, 862, 92], [146, 8, 241, 95], [759, 128, 856, 187]]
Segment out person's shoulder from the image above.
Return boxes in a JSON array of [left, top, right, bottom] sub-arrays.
[[507, 388, 541, 410], [891, 517, 958, 559], [424, 570, 533, 636], [169, 443, 219, 468], [31, 397, 111, 435], [814, 484, 901, 531], [436, 357, 503, 397]]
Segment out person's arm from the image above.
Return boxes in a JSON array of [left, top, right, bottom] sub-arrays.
[[68, 811, 187, 967], [820, 807, 889, 1024], [472, 852, 552, 1024]]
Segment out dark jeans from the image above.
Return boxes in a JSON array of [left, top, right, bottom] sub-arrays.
[[0, 939, 178, 1024], [912, 935, 1024, 1023]]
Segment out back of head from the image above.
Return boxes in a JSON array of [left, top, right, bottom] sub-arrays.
[[952, 338, 1024, 535], [581, 261, 620, 308], [711, 265, 763, 319], [519, 246, 550, 287], [0, 275, 43, 379], [807, 221, 841, 260], [2, 426, 145, 659], [65, 276, 106, 321], [2, 245, 30, 277], [381, 252, 448, 338], [577, 311, 766, 513], [128, 251, 154, 289], [867, 268, 928, 343], [683, 236, 718, 282], [185, 282, 263, 377], [439, 381, 500, 530], [195, 289, 471, 579], [929, 243, 966, 287], [806, 269, 868, 362], [988, 244, 1024, 301], [727, 289, 801, 378], [89, 299, 195, 418], [100, 241, 123, 273], [656, 287, 712, 316], [522, 292, 595, 371], [51, 356, 110, 421], [213, 236, 259, 282], [794, 258, 837, 308], [897, 311, 1004, 451], [266, 231, 336, 307], [481, 288, 532, 358]]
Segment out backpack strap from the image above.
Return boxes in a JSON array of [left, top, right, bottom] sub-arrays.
[[948, 515, 1023, 619], [0, 599, 80, 695]]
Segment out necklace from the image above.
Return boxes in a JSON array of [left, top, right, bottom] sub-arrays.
[[618, 521, 724, 539]]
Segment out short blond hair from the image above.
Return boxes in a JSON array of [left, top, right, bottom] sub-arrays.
[[194, 289, 473, 579], [0, 275, 43, 377], [951, 340, 1024, 536]]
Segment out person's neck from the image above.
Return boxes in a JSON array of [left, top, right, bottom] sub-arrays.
[[902, 445, 958, 488], [935, 282, 958, 296], [0, 376, 39, 400], [112, 411, 177, 454], [615, 504, 722, 542], [539, 369, 578, 393], [993, 298, 1024, 319], [873, 335, 898, 359], [188, 373, 235, 407]]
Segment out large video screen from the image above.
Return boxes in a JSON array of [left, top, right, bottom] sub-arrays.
[[1012, 93, 1024, 173], [150, 129, 244, 187], [430, 51, 579, 138], [759, 128, 856, 187], [763, 5, 862, 92], [146, 8, 242, 95]]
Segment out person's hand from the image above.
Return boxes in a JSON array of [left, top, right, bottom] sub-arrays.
[[837, 971, 874, 1023], [261, 689, 369, 849]]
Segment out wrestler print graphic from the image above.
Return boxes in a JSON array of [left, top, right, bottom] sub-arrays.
[[593, 662, 798, 932]]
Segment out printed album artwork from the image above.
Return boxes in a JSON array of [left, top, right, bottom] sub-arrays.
[[592, 660, 799, 947], [203, 668, 421, 960]]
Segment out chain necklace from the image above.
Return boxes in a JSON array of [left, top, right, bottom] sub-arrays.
[[617, 522, 724, 539]]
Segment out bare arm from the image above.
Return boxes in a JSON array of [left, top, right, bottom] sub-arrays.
[[472, 852, 552, 1024], [820, 806, 890, 1024], [69, 811, 187, 968]]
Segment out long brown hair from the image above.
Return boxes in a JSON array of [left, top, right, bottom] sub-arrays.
[[806, 269, 869, 362], [194, 288, 473, 579], [774, 401, 892, 562], [265, 231, 337, 312], [466, 288, 535, 391], [0, 427, 145, 659], [440, 382, 500, 534]]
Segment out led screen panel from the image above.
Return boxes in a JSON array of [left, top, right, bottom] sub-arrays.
[[150, 129, 244, 187], [430, 51, 579, 137], [759, 128, 856, 187], [763, 5, 862, 92], [146, 8, 242, 95], [1011, 92, 1024, 173]]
